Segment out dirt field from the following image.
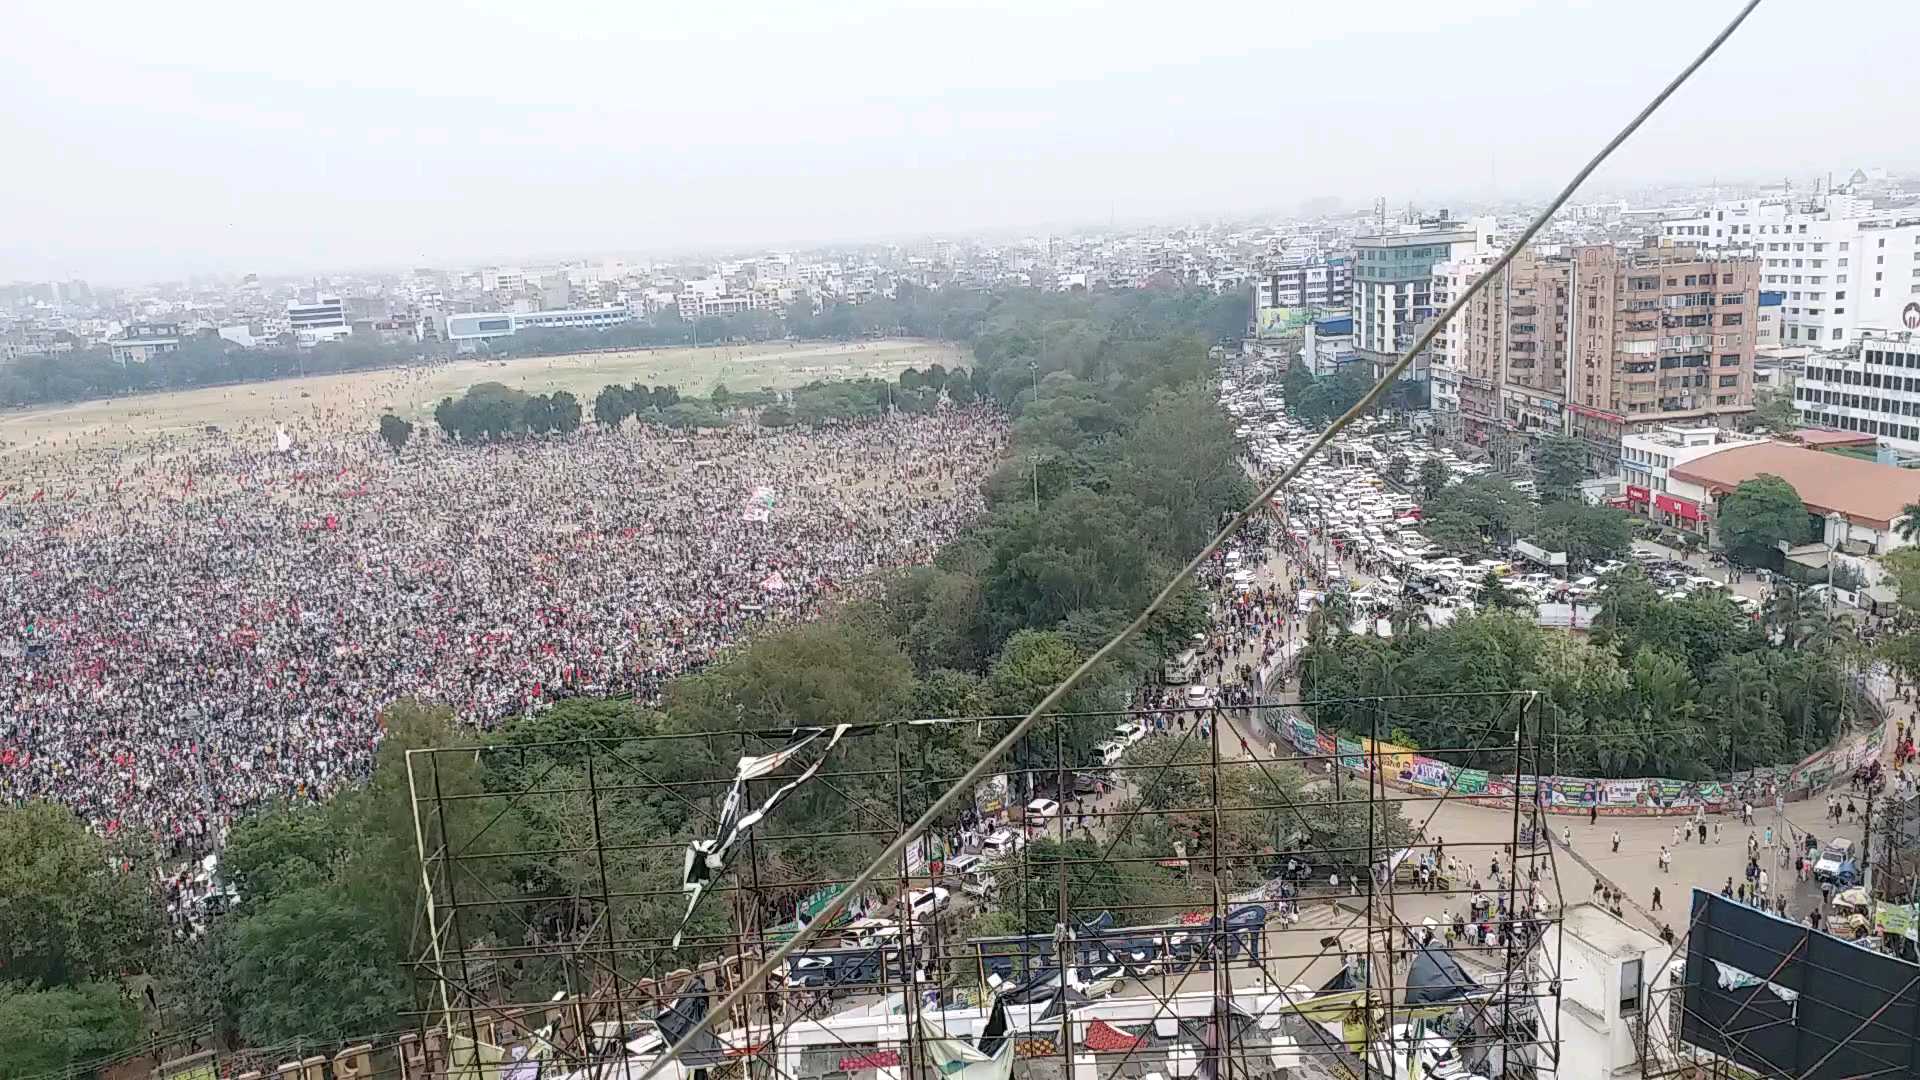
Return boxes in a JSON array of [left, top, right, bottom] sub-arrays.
[[0, 339, 967, 465]]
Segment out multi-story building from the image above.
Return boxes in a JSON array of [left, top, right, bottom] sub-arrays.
[[1792, 330, 1920, 454], [1351, 217, 1488, 391], [1251, 255, 1351, 337], [443, 305, 633, 347], [1566, 245, 1762, 472], [1427, 250, 1499, 431], [1449, 250, 1573, 451], [1296, 315, 1358, 376], [287, 297, 351, 346], [109, 322, 181, 364], [1616, 425, 1763, 530]]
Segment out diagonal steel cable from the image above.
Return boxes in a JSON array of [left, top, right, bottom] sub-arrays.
[[636, 3, 1763, 1073]]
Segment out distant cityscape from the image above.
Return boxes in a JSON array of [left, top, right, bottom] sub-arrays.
[[6, 166, 1920, 472]]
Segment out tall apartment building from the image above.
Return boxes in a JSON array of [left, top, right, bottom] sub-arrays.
[[1351, 218, 1487, 389], [1251, 255, 1351, 337], [1566, 245, 1762, 471], [1450, 250, 1573, 447], [1792, 330, 1920, 453], [1427, 251, 1498, 428]]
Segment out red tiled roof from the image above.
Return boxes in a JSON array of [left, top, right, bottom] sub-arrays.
[[1669, 442, 1920, 529]]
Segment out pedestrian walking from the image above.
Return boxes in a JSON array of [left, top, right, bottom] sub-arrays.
[[1612, 829, 1621, 853], [1652, 886, 1663, 911]]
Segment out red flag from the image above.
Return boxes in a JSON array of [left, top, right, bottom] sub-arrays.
[[30, 489, 45, 503]]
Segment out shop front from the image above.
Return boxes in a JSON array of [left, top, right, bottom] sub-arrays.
[[1653, 492, 1704, 532]]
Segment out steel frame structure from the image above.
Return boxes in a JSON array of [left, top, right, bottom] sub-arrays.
[[405, 690, 1562, 1080]]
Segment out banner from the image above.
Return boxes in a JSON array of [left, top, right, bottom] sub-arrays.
[[1287, 717, 1318, 756], [1875, 903, 1918, 942], [1454, 768, 1489, 796], [1365, 739, 1416, 775], [1603, 780, 1648, 807], [1337, 738, 1364, 771], [1405, 756, 1454, 791]]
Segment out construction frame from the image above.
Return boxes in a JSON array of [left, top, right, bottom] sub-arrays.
[[403, 689, 1564, 1080]]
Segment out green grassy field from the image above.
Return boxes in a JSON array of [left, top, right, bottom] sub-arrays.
[[0, 339, 969, 465]]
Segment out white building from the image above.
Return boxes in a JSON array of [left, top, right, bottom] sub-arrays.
[[444, 305, 633, 345], [1542, 904, 1667, 1080], [1297, 315, 1357, 377], [1251, 255, 1351, 337], [1617, 425, 1763, 530], [1428, 249, 1500, 428], [287, 297, 351, 346], [109, 323, 181, 364], [1351, 216, 1492, 384], [1666, 195, 1920, 348], [1792, 329, 1920, 453]]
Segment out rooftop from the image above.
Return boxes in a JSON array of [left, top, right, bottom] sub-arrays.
[[1670, 441, 1920, 529], [1561, 902, 1662, 959], [1788, 428, 1878, 449]]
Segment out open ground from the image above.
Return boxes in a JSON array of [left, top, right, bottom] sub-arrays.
[[0, 338, 967, 466]]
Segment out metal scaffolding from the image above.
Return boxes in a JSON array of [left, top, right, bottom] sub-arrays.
[[403, 690, 1563, 1080]]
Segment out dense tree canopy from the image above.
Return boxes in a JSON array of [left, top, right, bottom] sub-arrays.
[[1715, 474, 1814, 566], [1531, 435, 1589, 499]]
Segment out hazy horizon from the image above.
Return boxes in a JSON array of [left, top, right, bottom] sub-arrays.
[[4, 0, 1914, 283]]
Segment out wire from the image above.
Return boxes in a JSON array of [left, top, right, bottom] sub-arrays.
[[635, 3, 1765, 1075]]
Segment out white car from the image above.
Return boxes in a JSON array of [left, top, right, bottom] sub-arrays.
[[904, 886, 952, 920], [982, 828, 1025, 861], [1098, 740, 1127, 767], [1113, 721, 1147, 746], [1026, 798, 1061, 820], [1185, 684, 1216, 708]]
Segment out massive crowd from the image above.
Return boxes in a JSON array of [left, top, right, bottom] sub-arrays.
[[0, 408, 1006, 856]]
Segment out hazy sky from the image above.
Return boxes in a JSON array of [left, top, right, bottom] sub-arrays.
[[2, 0, 1913, 282]]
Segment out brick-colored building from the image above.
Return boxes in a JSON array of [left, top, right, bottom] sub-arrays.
[[1567, 245, 1762, 472]]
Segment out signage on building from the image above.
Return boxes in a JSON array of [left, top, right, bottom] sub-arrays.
[[1567, 402, 1625, 424], [1626, 485, 1651, 503], [1905, 302, 1920, 331], [1654, 493, 1701, 521]]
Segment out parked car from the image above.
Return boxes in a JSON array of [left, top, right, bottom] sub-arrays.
[[1025, 797, 1061, 821], [982, 828, 1025, 861]]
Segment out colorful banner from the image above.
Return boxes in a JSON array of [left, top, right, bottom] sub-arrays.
[[1454, 769, 1489, 796], [1287, 717, 1318, 755], [1875, 903, 1918, 942], [1405, 756, 1455, 791], [1365, 739, 1416, 775], [1337, 738, 1364, 771]]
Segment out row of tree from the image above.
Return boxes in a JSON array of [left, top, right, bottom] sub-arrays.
[[430, 384, 583, 442], [1299, 566, 1859, 779]]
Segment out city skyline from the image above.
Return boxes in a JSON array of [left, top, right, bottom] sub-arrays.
[[5, 0, 1916, 281]]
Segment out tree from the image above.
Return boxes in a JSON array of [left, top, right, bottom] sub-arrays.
[[594, 384, 635, 427], [899, 368, 923, 391], [1384, 452, 1411, 486], [1750, 388, 1801, 433], [434, 382, 530, 442], [759, 405, 795, 427], [1531, 435, 1588, 500], [548, 389, 583, 434], [0, 982, 142, 1080], [1534, 502, 1632, 569], [377, 413, 413, 454], [710, 382, 732, 408], [1897, 502, 1920, 546], [1715, 474, 1812, 566], [0, 803, 158, 988], [1479, 570, 1527, 612], [522, 393, 556, 435], [946, 368, 977, 406], [1417, 458, 1451, 501]]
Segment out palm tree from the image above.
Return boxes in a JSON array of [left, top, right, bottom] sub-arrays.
[[1898, 502, 1920, 546], [1307, 591, 1356, 641], [1388, 592, 1431, 638]]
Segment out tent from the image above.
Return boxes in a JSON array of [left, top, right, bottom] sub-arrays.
[[1404, 945, 1478, 1006]]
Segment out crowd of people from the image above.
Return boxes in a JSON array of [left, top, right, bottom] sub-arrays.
[[1, 406, 1006, 855]]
